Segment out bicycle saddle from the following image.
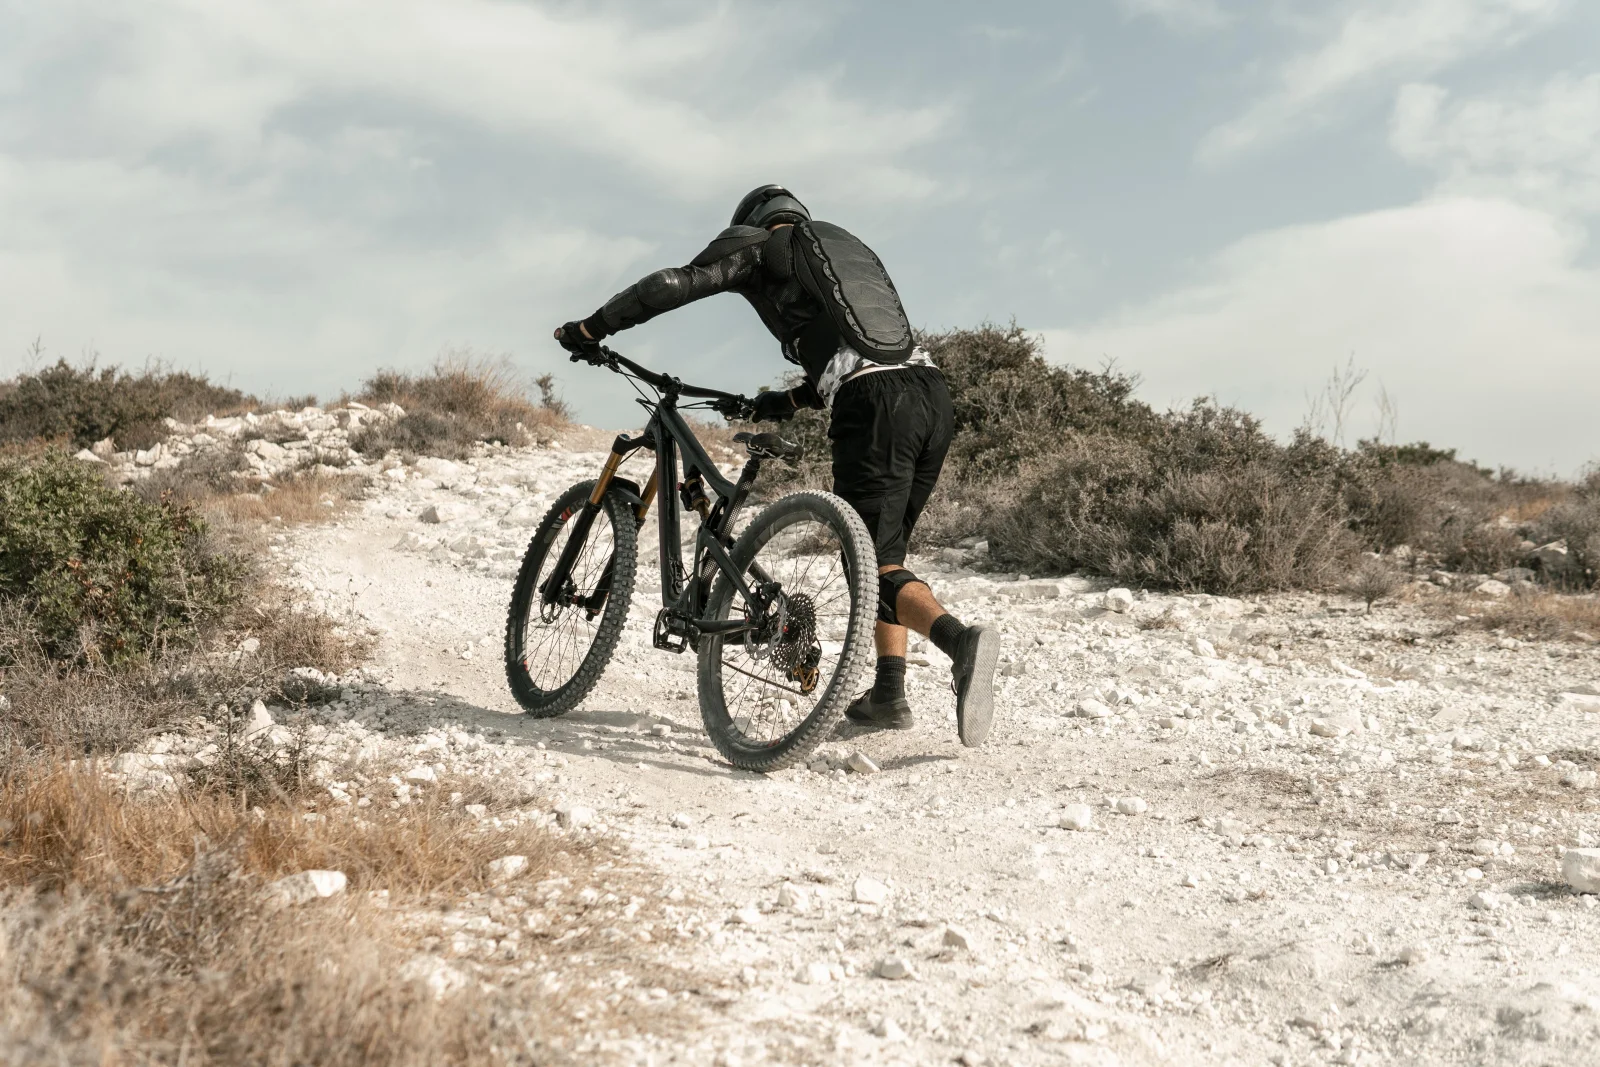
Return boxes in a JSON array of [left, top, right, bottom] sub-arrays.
[[734, 431, 802, 464]]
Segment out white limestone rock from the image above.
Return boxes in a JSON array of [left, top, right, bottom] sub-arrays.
[[1059, 804, 1095, 831], [488, 855, 529, 881], [1104, 588, 1135, 613], [265, 869, 347, 908], [1562, 848, 1600, 893], [852, 876, 890, 905]]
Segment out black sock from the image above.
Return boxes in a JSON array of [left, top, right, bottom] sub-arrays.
[[872, 656, 906, 703], [929, 613, 967, 658]]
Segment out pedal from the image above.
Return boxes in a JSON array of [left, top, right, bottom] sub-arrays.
[[652, 608, 689, 653]]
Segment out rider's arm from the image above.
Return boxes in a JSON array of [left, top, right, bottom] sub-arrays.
[[788, 379, 824, 410], [580, 227, 770, 341]]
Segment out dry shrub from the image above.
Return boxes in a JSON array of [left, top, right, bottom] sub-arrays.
[[351, 350, 569, 461], [1427, 590, 1600, 642], [0, 581, 367, 764], [1341, 557, 1403, 611], [0, 358, 256, 451], [0, 762, 659, 1066], [1531, 470, 1600, 588]]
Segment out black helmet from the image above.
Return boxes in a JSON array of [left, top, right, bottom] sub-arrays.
[[732, 184, 810, 228]]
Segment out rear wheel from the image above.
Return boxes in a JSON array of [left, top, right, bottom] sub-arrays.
[[697, 491, 876, 772], [505, 481, 636, 717]]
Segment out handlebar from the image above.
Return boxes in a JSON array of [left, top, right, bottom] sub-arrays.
[[571, 344, 752, 411]]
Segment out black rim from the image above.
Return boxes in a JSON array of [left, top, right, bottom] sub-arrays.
[[709, 513, 856, 748], [516, 503, 618, 695]]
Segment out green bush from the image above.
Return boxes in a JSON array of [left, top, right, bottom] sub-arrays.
[[758, 323, 1568, 593], [0, 453, 245, 664], [0, 360, 255, 451]]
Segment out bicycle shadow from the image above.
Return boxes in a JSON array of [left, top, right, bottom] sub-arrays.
[[322, 688, 757, 781]]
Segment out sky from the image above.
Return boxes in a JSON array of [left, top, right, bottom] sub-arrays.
[[3, 0, 1598, 474]]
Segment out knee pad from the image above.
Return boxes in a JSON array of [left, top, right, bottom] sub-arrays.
[[877, 568, 927, 625]]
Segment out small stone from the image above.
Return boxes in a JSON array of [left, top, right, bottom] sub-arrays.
[[669, 812, 695, 829], [796, 961, 833, 985], [730, 906, 763, 926], [1113, 797, 1148, 816], [1468, 891, 1500, 911], [555, 804, 595, 829], [942, 925, 973, 951], [1104, 588, 1135, 613], [876, 957, 914, 980], [404, 765, 437, 783], [1561, 770, 1599, 791], [398, 955, 469, 999], [1398, 946, 1428, 965], [1074, 699, 1112, 719], [245, 699, 274, 739], [488, 855, 529, 881], [777, 882, 811, 912], [1473, 579, 1511, 599], [265, 869, 347, 907], [650, 723, 673, 737], [1059, 804, 1095, 831], [853, 876, 890, 905], [846, 751, 880, 774], [1189, 636, 1217, 659], [1562, 848, 1600, 893], [872, 1017, 907, 1041], [464, 804, 487, 819], [238, 637, 261, 655]]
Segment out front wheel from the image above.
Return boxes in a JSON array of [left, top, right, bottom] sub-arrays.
[[697, 491, 877, 772], [505, 480, 637, 717]]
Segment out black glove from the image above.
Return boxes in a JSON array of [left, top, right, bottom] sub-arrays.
[[751, 389, 796, 423], [711, 395, 755, 422], [554, 320, 600, 357]]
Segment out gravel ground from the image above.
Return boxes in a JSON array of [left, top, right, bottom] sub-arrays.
[[224, 434, 1600, 1065]]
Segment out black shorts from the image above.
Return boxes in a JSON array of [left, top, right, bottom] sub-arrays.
[[828, 366, 954, 568]]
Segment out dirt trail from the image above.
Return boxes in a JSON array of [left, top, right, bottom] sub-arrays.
[[289, 440, 1600, 1066]]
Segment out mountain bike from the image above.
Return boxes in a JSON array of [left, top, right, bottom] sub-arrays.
[[503, 344, 876, 772]]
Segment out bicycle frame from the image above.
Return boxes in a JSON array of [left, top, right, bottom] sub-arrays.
[[538, 348, 781, 652]]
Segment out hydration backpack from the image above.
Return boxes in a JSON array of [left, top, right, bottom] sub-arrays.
[[790, 221, 914, 364]]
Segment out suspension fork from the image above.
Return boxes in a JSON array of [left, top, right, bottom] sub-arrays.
[[540, 443, 630, 607]]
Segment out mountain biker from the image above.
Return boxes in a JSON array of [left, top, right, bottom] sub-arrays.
[[553, 185, 1000, 746]]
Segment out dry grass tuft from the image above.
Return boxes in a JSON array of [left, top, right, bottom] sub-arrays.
[[1425, 590, 1600, 642], [351, 350, 569, 461], [210, 471, 369, 526], [0, 759, 699, 1065]]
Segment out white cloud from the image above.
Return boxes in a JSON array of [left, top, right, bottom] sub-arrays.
[[1044, 196, 1600, 474], [3, 0, 947, 203], [1117, 0, 1231, 31], [1392, 75, 1600, 216], [0, 1, 953, 406], [1199, 0, 1561, 164]]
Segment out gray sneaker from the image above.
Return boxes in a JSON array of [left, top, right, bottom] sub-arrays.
[[950, 624, 1000, 746], [844, 692, 914, 730]]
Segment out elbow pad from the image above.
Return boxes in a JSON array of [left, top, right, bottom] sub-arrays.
[[637, 268, 693, 311]]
